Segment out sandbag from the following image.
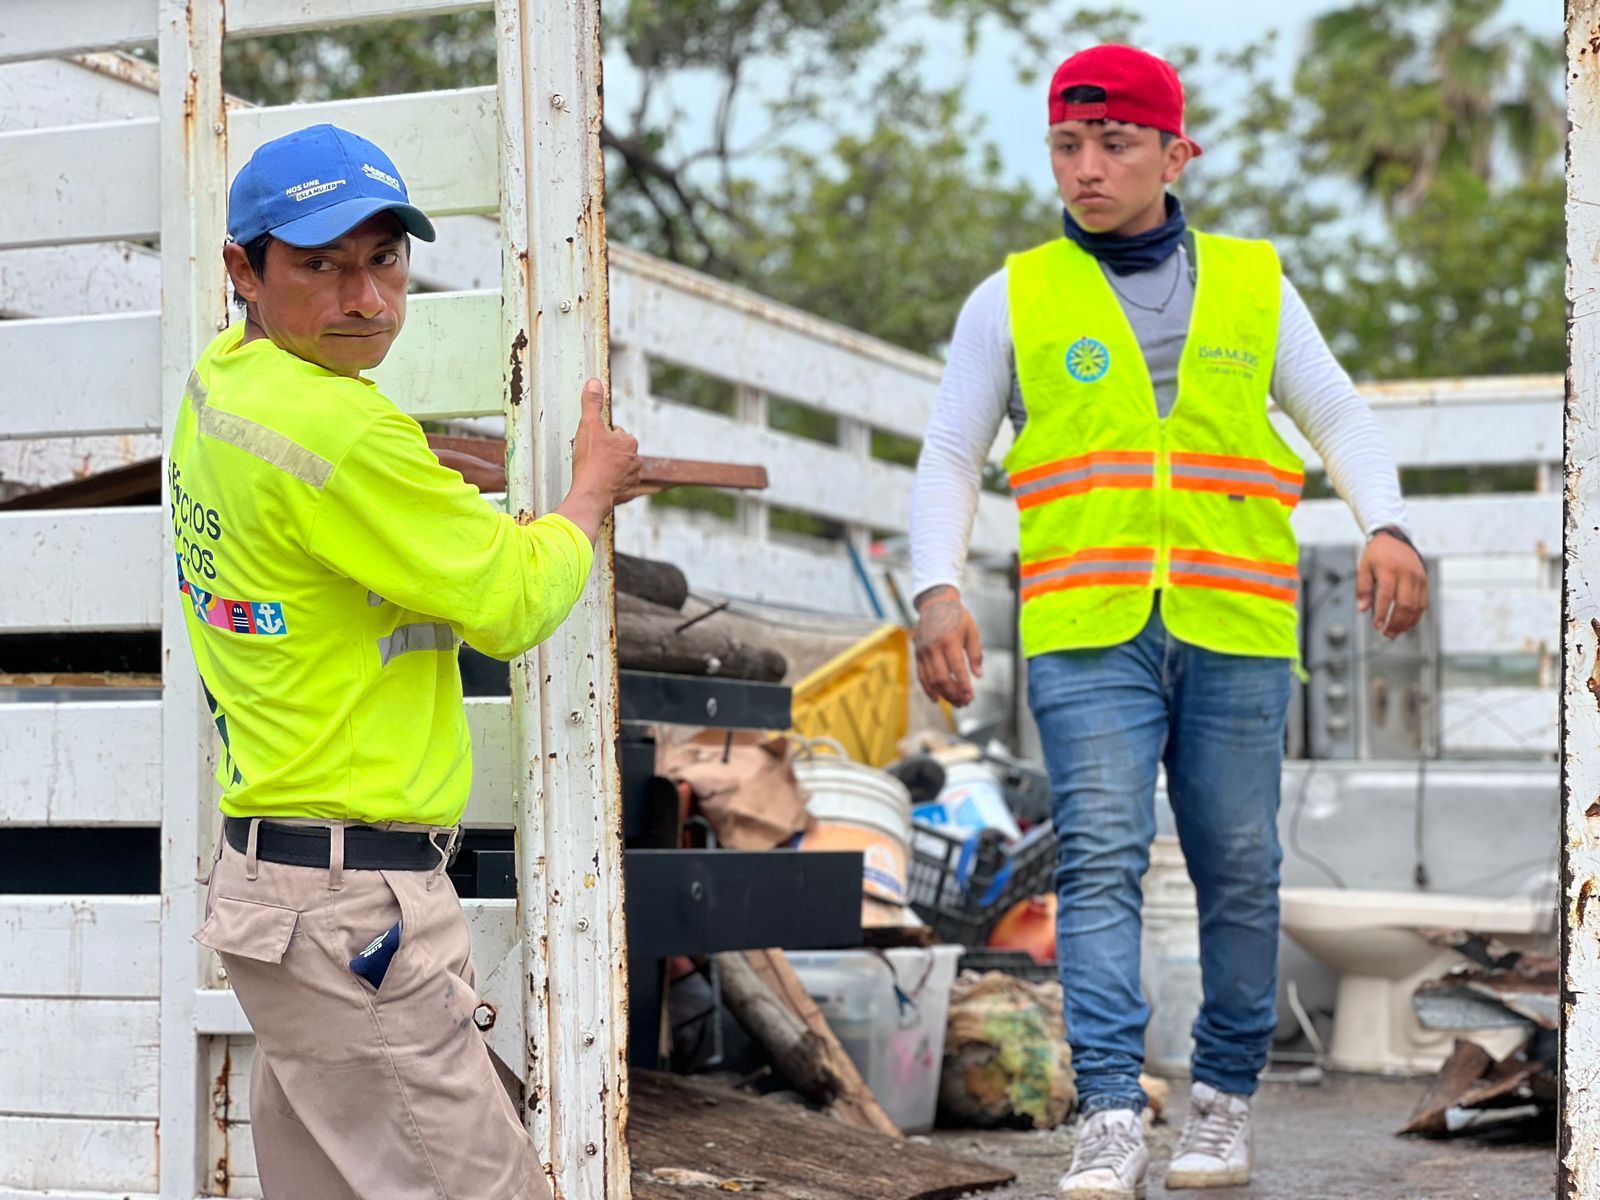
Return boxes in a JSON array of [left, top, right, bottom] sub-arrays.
[[938, 971, 1076, 1129]]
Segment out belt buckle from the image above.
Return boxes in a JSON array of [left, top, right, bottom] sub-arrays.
[[440, 825, 464, 868]]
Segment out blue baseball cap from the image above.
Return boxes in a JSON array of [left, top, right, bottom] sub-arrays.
[[227, 124, 437, 247]]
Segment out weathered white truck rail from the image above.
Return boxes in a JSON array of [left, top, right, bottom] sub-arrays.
[[0, 35, 1568, 1200]]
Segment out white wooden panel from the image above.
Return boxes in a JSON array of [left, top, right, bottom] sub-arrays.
[[614, 394, 1016, 552], [0, 0, 486, 63], [0, 313, 160, 437], [0, 898, 159, 997], [231, 87, 497, 219], [0, 998, 158, 1118], [0, 120, 159, 250], [1440, 588, 1558, 656], [463, 697, 513, 824], [368, 291, 500, 417], [0, 88, 496, 250], [0, 56, 158, 130], [0, 1, 160, 65], [1294, 493, 1558, 557], [1272, 397, 1561, 470], [0, 701, 159, 826], [0, 243, 161, 319], [0, 1115, 156, 1195], [0, 433, 160, 491], [1440, 686, 1556, 756], [0, 291, 492, 438], [0, 508, 160, 631], [610, 247, 948, 443]]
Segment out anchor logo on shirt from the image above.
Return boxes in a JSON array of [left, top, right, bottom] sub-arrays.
[[255, 603, 285, 634]]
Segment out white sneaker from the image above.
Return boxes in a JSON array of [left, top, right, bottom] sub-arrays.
[[1164, 1081, 1252, 1189], [1059, 1109, 1149, 1199]]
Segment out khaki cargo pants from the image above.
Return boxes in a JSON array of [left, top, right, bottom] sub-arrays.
[[197, 822, 551, 1200]]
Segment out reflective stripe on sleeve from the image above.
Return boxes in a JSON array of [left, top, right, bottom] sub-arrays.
[[377, 622, 460, 666], [185, 369, 334, 489]]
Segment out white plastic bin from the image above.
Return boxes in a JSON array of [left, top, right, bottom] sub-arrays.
[[785, 944, 963, 1132]]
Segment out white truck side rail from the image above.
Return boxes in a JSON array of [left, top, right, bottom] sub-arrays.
[[0, 33, 1567, 1200]]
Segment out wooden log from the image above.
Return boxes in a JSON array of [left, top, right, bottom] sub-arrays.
[[615, 552, 689, 611], [714, 948, 901, 1139], [617, 595, 786, 681]]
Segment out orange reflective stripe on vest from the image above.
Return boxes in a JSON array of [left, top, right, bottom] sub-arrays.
[[1169, 451, 1304, 508], [1010, 450, 1156, 511], [1168, 548, 1299, 604], [1021, 547, 1157, 600]]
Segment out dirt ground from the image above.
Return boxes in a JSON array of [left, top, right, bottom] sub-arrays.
[[927, 1073, 1554, 1200]]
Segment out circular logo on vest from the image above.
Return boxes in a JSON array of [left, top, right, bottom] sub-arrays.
[[1065, 337, 1110, 383]]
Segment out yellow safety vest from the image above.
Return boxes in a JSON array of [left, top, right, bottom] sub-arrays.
[[1005, 231, 1302, 659]]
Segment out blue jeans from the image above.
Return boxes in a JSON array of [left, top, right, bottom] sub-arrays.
[[1027, 605, 1290, 1113]]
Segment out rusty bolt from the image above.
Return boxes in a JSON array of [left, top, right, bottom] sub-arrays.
[[473, 1002, 497, 1031], [576, 916, 590, 932], [213, 1167, 228, 1184], [559, 299, 573, 313], [585, 1141, 598, 1157], [552, 93, 567, 110]]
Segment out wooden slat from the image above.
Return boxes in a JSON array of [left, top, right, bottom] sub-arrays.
[[0, 244, 160, 319], [368, 290, 500, 417], [0, 508, 160, 631], [0, 898, 160, 998], [0, 313, 160, 437], [0, 0, 488, 64], [1440, 686, 1556, 755], [0, 120, 160, 250], [614, 396, 1016, 554], [1294, 493, 1559, 557], [610, 249, 947, 443], [0, 1, 160, 66], [0, 1116, 157, 1195], [0, 998, 158, 1118], [0, 702, 161, 826], [0, 291, 494, 440], [0, 88, 496, 251], [1273, 397, 1561, 470], [1440, 588, 1558, 656]]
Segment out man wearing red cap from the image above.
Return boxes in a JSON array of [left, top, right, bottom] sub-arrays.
[[910, 45, 1426, 1195]]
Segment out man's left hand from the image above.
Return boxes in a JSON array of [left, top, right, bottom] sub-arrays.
[[1356, 531, 1428, 638]]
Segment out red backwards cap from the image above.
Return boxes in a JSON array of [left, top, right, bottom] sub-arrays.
[[1048, 44, 1202, 157]]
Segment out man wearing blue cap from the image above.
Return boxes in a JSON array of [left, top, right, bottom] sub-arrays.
[[177, 124, 637, 1199]]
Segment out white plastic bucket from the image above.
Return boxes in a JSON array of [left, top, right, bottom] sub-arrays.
[[1141, 836, 1202, 1076], [794, 738, 913, 908]]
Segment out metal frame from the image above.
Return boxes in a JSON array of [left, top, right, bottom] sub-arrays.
[[1564, 4, 1600, 1192], [497, 1, 630, 1195]]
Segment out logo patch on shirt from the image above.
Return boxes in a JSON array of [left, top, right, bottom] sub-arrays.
[[176, 556, 288, 636], [1065, 337, 1111, 383], [1197, 345, 1262, 377]]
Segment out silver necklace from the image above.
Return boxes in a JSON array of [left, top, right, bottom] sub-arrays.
[[1106, 245, 1185, 315]]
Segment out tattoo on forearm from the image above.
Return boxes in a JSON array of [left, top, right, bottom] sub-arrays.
[[917, 598, 962, 646]]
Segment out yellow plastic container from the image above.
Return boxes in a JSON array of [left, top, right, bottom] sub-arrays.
[[790, 625, 911, 768]]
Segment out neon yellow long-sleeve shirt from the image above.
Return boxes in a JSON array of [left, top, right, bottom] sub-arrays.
[[168, 323, 593, 826]]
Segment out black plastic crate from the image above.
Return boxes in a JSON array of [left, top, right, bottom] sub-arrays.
[[907, 820, 1056, 946]]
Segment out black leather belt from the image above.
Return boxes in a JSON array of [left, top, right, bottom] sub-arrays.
[[224, 816, 460, 871]]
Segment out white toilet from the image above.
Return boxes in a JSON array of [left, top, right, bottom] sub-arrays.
[[1279, 887, 1555, 1076]]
